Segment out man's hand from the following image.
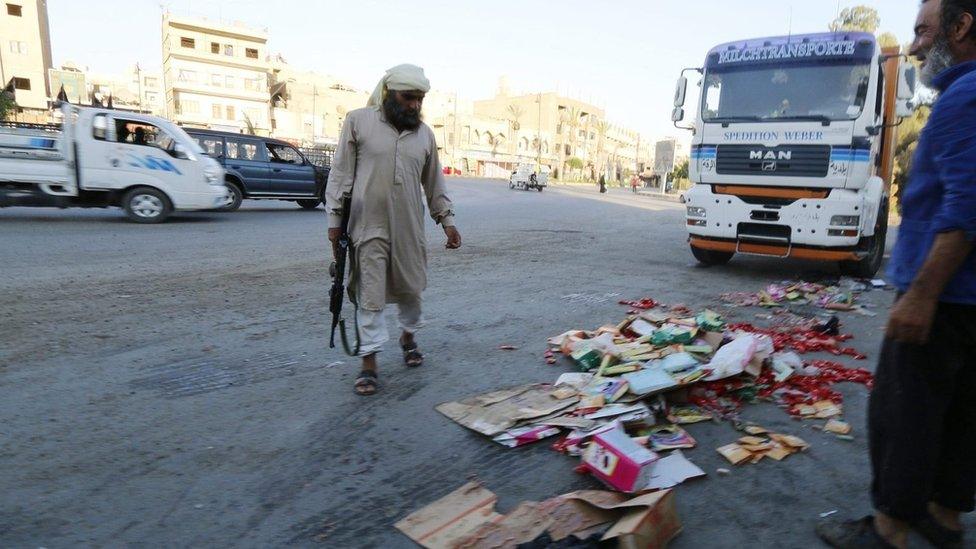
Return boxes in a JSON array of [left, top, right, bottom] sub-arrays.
[[886, 291, 938, 344], [444, 225, 461, 249]]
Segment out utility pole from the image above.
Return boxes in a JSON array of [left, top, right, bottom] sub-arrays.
[[453, 91, 458, 169], [136, 63, 143, 112], [311, 84, 317, 143], [536, 92, 542, 172]]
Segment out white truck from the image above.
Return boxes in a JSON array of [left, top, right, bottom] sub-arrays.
[[672, 31, 917, 277], [509, 163, 548, 192], [0, 104, 228, 223]]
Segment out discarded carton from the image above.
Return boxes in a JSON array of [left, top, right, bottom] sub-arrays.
[[493, 425, 562, 447], [582, 425, 660, 492], [394, 481, 503, 549], [717, 443, 752, 465], [647, 424, 697, 451], [643, 450, 706, 490], [624, 367, 677, 396]]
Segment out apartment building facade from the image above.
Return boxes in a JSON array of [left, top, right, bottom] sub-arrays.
[[1, 0, 53, 120], [162, 13, 271, 135]]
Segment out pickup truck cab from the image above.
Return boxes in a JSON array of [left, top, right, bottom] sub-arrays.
[[0, 104, 227, 223], [186, 129, 329, 211]]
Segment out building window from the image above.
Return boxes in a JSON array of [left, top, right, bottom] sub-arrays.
[[244, 78, 257, 91], [226, 105, 235, 120], [212, 104, 222, 119], [225, 76, 235, 89], [180, 37, 195, 49], [145, 91, 158, 104], [211, 42, 220, 54], [8, 41, 26, 54], [178, 70, 197, 83], [224, 44, 233, 56], [144, 77, 158, 88], [246, 48, 258, 59], [12, 77, 30, 90], [6, 3, 22, 16], [176, 99, 199, 114], [211, 73, 222, 87]]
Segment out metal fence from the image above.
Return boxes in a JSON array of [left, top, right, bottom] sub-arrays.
[[299, 145, 335, 169]]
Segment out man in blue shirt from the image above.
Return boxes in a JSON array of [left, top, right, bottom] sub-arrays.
[[818, 1, 976, 548]]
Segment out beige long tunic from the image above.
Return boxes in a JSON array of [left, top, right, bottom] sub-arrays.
[[326, 106, 455, 312]]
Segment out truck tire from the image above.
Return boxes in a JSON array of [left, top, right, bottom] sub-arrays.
[[297, 199, 320, 209], [840, 199, 889, 278], [122, 187, 172, 224], [690, 244, 734, 266], [222, 182, 243, 212]]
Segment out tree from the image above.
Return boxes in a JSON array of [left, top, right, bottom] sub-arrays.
[[0, 92, 15, 121], [830, 6, 880, 33], [507, 104, 523, 155], [877, 32, 900, 48], [593, 120, 610, 179], [567, 156, 584, 171], [891, 106, 930, 206], [672, 159, 689, 181]]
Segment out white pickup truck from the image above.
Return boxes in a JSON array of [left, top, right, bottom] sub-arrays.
[[672, 31, 917, 277], [0, 104, 228, 223]]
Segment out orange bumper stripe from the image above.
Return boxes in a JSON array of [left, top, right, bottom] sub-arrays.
[[690, 237, 861, 261], [714, 185, 830, 200]]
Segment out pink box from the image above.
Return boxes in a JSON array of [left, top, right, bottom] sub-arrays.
[[582, 425, 659, 492]]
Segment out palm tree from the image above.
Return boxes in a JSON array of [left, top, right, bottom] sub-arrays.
[[594, 120, 610, 180], [561, 107, 582, 179], [507, 104, 523, 156]]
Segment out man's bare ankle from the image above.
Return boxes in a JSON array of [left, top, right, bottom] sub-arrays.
[[875, 513, 909, 548], [362, 353, 378, 372], [928, 502, 963, 531]]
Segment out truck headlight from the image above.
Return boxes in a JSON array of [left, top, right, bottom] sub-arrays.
[[830, 215, 860, 227], [687, 207, 706, 218]]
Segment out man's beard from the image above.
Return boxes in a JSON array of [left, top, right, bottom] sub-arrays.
[[383, 93, 422, 131], [921, 35, 957, 87]]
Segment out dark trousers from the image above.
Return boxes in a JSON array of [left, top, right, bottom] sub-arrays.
[[869, 300, 976, 521]]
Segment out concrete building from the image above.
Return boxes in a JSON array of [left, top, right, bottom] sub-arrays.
[[161, 13, 271, 134], [429, 79, 651, 180], [1, 0, 53, 121], [269, 58, 368, 145], [83, 65, 164, 115]]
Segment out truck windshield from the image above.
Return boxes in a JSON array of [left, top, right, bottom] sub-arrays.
[[701, 62, 871, 122]]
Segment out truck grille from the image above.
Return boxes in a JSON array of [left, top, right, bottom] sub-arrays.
[[716, 145, 830, 177]]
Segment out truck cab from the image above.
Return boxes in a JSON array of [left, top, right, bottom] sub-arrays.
[[186, 129, 329, 211], [673, 32, 917, 276]]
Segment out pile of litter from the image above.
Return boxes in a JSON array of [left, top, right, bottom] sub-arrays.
[[720, 277, 888, 315], [410, 290, 876, 545], [436, 297, 873, 490]]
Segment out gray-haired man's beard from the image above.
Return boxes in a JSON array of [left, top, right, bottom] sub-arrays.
[[383, 94, 422, 131], [921, 35, 957, 87]]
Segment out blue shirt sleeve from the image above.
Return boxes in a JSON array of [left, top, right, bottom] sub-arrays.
[[930, 83, 976, 241]]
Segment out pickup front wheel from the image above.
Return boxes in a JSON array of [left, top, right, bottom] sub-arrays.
[[122, 187, 172, 224], [222, 183, 243, 212], [690, 244, 734, 266]]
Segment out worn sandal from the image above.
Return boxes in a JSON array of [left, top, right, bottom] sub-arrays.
[[354, 370, 378, 396], [400, 337, 424, 368]]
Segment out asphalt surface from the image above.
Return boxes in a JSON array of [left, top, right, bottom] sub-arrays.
[[1, 179, 960, 548]]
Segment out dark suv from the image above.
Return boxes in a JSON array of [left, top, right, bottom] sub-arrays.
[[186, 129, 329, 211]]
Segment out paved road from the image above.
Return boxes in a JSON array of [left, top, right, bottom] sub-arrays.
[[0, 179, 950, 547]]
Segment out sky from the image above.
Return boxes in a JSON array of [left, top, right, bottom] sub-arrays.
[[48, 0, 920, 141]]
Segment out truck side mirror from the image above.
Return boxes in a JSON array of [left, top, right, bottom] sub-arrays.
[[673, 76, 688, 107], [671, 107, 685, 122], [897, 64, 917, 100]]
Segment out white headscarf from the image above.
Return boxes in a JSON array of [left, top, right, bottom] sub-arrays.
[[367, 64, 431, 107]]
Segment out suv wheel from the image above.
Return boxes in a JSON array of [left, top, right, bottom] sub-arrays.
[[222, 183, 243, 212], [297, 199, 321, 209]]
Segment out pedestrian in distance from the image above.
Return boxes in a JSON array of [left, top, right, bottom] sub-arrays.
[[817, 1, 976, 548], [599, 174, 607, 194], [325, 64, 462, 396]]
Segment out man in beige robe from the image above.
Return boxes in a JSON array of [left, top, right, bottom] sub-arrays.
[[326, 64, 461, 395]]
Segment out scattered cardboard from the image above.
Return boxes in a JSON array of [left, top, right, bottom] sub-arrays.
[[644, 450, 706, 490], [436, 384, 579, 437], [582, 425, 659, 492], [824, 419, 852, 435], [394, 481, 502, 549], [717, 443, 751, 465]]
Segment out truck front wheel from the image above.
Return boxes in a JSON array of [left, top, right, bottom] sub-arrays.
[[122, 187, 172, 223], [690, 244, 734, 266], [840, 200, 889, 278]]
